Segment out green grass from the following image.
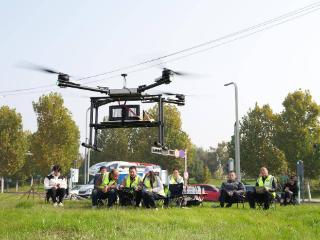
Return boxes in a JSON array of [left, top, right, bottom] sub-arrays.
[[0, 194, 320, 240]]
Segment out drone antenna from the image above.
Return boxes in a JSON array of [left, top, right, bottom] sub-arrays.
[[121, 73, 127, 88]]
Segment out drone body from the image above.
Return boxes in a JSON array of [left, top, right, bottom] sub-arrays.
[[40, 68, 186, 151]]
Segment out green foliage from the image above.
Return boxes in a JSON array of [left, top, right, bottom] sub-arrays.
[[13, 131, 34, 180], [31, 92, 80, 175], [91, 126, 138, 164], [189, 156, 204, 183], [0, 106, 28, 176], [239, 103, 287, 177], [202, 166, 212, 183], [190, 143, 228, 182], [91, 104, 193, 171], [275, 90, 320, 178]]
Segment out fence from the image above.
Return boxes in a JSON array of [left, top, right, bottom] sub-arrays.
[[0, 177, 44, 193]]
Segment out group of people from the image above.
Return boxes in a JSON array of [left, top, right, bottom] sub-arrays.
[[91, 165, 184, 209], [219, 167, 298, 209], [44, 164, 298, 210]]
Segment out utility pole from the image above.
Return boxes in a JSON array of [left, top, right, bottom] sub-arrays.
[[224, 82, 241, 181]]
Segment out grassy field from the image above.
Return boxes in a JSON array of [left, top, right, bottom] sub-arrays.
[[0, 194, 319, 240]]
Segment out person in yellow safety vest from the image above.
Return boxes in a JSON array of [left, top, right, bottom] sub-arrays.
[[92, 168, 119, 208], [168, 168, 184, 185], [141, 166, 166, 209], [247, 167, 277, 210], [118, 166, 142, 207], [92, 166, 108, 208], [166, 168, 184, 207]]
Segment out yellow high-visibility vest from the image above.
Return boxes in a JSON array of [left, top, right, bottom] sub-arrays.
[[257, 175, 276, 197], [143, 176, 165, 197], [99, 173, 116, 189], [125, 175, 140, 188]]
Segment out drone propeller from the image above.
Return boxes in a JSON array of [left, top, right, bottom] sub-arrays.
[[16, 61, 71, 83], [161, 68, 206, 79], [152, 91, 193, 97], [16, 62, 63, 74], [150, 91, 214, 99]]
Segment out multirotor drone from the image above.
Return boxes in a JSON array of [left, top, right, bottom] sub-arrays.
[[29, 65, 186, 151]]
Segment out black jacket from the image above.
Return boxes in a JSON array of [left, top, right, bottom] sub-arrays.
[[220, 180, 245, 194]]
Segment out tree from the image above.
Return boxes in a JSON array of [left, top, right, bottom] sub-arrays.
[[189, 151, 205, 183], [275, 90, 320, 178], [0, 106, 28, 177], [213, 142, 230, 175], [31, 93, 80, 175], [91, 125, 138, 164], [239, 103, 287, 177], [12, 131, 33, 181], [202, 166, 212, 183]]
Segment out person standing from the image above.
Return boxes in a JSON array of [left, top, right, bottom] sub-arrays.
[[44, 165, 67, 207]]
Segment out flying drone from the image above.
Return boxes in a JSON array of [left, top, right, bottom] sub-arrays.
[[27, 65, 186, 152]]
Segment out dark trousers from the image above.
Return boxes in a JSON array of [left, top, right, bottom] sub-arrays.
[[47, 188, 66, 203], [118, 189, 142, 207], [247, 191, 274, 209], [281, 192, 295, 205], [92, 189, 118, 207], [219, 190, 243, 207], [142, 190, 164, 208]]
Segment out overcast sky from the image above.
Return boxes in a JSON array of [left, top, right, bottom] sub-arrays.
[[1, 0, 320, 152]]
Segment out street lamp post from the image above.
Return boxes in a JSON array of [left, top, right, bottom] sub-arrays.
[[84, 106, 91, 184], [224, 82, 241, 181]]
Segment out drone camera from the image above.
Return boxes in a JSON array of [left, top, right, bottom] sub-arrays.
[[109, 105, 140, 121]]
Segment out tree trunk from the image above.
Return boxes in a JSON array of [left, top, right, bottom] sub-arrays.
[[1, 177, 4, 193], [16, 180, 19, 192], [30, 176, 33, 186], [307, 180, 312, 202]]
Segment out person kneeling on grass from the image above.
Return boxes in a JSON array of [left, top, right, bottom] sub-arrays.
[[92, 169, 119, 208], [280, 176, 298, 206], [219, 171, 245, 208], [91, 165, 108, 208], [44, 165, 67, 207], [141, 166, 166, 209], [118, 166, 142, 207]]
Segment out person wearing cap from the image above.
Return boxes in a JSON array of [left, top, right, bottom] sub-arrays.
[[44, 165, 67, 207], [91, 165, 108, 208], [141, 166, 166, 209], [118, 166, 142, 207]]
